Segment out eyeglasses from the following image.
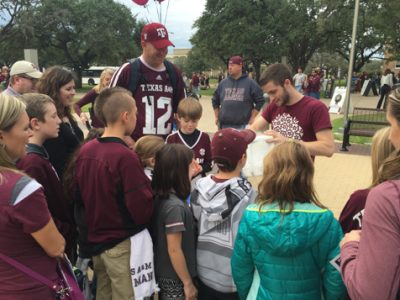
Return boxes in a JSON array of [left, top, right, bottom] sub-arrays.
[[18, 75, 38, 84]]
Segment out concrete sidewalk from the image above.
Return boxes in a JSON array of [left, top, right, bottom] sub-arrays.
[[197, 92, 378, 217]]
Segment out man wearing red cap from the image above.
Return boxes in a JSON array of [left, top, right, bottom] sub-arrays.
[[212, 56, 265, 130], [110, 22, 186, 141]]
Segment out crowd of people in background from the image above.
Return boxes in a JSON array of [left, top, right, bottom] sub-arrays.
[[2, 21, 400, 300]]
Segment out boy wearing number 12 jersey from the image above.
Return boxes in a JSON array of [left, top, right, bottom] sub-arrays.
[[109, 22, 186, 141]]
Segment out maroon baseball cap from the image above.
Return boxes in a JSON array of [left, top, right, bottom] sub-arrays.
[[229, 56, 243, 65], [211, 128, 256, 166], [141, 23, 175, 49]]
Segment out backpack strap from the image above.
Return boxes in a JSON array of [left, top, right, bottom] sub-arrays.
[[0, 252, 56, 290], [128, 58, 141, 93], [128, 58, 178, 103], [164, 60, 178, 103]]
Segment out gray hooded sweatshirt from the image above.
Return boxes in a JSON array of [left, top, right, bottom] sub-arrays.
[[191, 175, 256, 293], [212, 74, 265, 127]]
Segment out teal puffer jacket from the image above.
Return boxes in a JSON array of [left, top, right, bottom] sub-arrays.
[[231, 202, 345, 300]]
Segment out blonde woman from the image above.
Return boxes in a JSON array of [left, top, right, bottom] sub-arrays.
[[339, 127, 394, 233], [341, 88, 400, 299], [0, 94, 65, 298], [231, 141, 345, 300], [74, 68, 115, 128]]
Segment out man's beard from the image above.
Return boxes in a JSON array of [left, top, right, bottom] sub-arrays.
[[276, 88, 290, 106]]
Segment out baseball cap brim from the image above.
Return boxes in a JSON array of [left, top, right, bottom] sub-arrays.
[[150, 39, 175, 49], [24, 70, 43, 79], [240, 129, 256, 144]]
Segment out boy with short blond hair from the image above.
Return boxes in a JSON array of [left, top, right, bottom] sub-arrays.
[[191, 128, 257, 299], [166, 97, 212, 174], [74, 87, 154, 299]]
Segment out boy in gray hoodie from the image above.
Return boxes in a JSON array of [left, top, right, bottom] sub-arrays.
[[191, 128, 257, 300]]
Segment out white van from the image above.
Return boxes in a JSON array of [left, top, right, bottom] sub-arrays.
[[82, 66, 118, 85]]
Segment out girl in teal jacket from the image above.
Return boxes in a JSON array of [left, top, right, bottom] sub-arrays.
[[231, 141, 345, 300]]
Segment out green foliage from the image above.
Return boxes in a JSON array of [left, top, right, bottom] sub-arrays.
[[0, 0, 142, 87]]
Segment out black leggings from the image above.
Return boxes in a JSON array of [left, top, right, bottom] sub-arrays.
[[377, 84, 391, 109]]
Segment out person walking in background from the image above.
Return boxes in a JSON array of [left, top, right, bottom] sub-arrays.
[[340, 88, 400, 300], [2, 60, 42, 96], [232, 141, 345, 300], [0, 65, 9, 91], [152, 144, 199, 300], [293, 67, 307, 93], [376, 68, 394, 109], [36, 66, 83, 179], [110, 22, 186, 141], [250, 63, 335, 158], [339, 127, 394, 233], [0, 94, 66, 299], [212, 56, 265, 129], [74, 68, 115, 128], [306, 69, 321, 99], [191, 72, 200, 99]]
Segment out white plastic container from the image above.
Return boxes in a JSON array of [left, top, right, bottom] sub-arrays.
[[243, 134, 274, 177]]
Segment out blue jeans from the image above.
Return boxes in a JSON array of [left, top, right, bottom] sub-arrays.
[[308, 92, 320, 99]]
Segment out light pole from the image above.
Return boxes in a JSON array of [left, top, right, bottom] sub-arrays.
[[343, 0, 360, 123]]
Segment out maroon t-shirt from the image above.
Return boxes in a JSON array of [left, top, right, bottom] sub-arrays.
[[166, 130, 212, 172], [110, 57, 186, 141], [261, 95, 332, 142], [74, 137, 153, 256], [339, 188, 369, 233], [0, 171, 57, 299]]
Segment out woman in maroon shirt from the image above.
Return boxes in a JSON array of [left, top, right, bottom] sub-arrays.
[[74, 68, 115, 128], [0, 93, 65, 299], [340, 88, 400, 299]]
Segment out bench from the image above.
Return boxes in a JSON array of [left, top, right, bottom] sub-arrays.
[[340, 107, 389, 151]]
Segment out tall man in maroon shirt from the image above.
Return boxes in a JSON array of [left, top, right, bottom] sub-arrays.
[[110, 23, 186, 141]]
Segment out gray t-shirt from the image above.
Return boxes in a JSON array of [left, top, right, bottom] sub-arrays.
[[153, 194, 196, 280]]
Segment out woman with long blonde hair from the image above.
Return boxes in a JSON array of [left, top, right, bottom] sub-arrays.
[[74, 68, 115, 128], [339, 127, 394, 233], [0, 94, 65, 298], [341, 88, 400, 299], [232, 141, 345, 300]]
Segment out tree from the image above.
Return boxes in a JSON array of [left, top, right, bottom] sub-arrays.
[[191, 0, 330, 80], [0, 0, 142, 86], [321, 0, 400, 72], [25, 0, 141, 86], [0, 0, 39, 43]]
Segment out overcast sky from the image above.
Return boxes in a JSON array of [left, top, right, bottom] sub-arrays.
[[116, 0, 206, 49]]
